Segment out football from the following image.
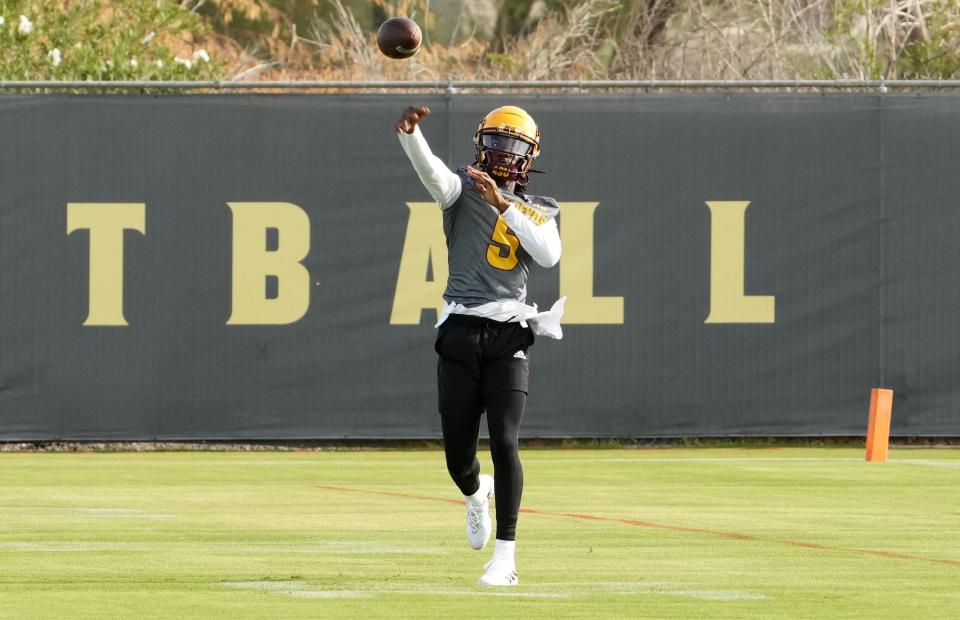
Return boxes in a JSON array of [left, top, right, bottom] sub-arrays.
[[376, 17, 422, 59]]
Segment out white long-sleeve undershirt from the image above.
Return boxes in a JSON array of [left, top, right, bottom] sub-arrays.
[[397, 126, 462, 209]]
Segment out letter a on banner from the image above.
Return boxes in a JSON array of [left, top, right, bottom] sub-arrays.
[[390, 203, 448, 324], [558, 202, 624, 324], [704, 201, 775, 323], [227, 202, 310, 325], [67, 203, 146, 326]]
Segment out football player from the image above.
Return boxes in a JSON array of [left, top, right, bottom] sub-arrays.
[[395, 104, 564, 586]]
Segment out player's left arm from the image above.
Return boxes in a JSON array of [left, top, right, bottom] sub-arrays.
[[467, 166, 561, 268]]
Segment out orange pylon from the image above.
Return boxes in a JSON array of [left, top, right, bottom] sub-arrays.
[[865, 388, 894, 462]]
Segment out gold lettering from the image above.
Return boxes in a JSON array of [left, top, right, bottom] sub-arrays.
[[558, 202, 624, 324], [66, 203, 146, 326], [515, 202, 547, 225], [704, 201, 775, 323], [390, 203, 449, 324], [226, 202, 310, 325]]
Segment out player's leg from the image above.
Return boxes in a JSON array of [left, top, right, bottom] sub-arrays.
[[477, 323, 532, 586], [485, 390, 526, 542], [439, 412, 482, 496], [476, 390, 525, 586], [436, 318, 493, 550], [440, 411, 494, 550]]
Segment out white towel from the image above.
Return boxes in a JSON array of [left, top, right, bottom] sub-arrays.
[[435, 297, 567, 340]]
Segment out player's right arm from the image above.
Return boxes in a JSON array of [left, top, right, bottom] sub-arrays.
[[395, 106, 462, 209]]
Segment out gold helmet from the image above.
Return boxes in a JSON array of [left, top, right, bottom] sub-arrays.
[[473, 106, 541, 189]]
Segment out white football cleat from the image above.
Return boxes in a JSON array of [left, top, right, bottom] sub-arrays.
[[466, 474, 494, 550], [477, 559, 518, 587]]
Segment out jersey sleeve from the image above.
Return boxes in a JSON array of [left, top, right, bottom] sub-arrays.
[[397, 126, 462, 209], [500, 201, 561, 268]]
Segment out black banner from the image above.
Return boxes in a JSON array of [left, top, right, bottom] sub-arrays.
[[0, 93, 955, 439]]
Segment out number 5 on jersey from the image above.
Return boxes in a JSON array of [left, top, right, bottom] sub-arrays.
[[486, 215, 520, 270]]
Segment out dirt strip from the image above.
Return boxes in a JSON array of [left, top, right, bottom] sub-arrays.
[[314, 484, 960, 569]]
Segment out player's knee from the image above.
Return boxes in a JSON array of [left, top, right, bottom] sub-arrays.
[[445, 458, 478, 484], [489, 435, 520, 466]]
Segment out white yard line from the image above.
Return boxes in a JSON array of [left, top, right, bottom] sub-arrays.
[[222, 580, 309, 591], [397, 589, 569, 599], [220, 580, 568, 599], [219, 579, 767, 601], [0, 541, 448, 554], [530, 457, 960, 466], [285, 590, 373, 599], [896, 459, 960, 469], [533, 581, 770, 601], [673, 590, 770, 601], [9, 455, 957, 468], [77, 508, 176, 519]]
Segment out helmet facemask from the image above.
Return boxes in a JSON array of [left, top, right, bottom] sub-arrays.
[[476, 132, 535, 191]]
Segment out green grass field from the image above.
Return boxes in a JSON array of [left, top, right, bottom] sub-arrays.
[[1, 447, 959, 618]]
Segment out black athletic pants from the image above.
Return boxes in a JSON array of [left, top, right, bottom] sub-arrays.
[[434, 314, 534, 541]]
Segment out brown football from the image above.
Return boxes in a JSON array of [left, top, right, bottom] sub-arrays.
[[376, 17, 422, 59]]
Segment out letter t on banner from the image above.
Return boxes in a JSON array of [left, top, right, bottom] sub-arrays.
[[66, 203, 146, 326]]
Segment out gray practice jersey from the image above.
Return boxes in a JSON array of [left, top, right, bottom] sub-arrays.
[[443, 167, 560, 307]]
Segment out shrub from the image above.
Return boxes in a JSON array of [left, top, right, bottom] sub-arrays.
[[0, 0, 225, 81]]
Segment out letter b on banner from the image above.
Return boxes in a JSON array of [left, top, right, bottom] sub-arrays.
[[227, 202, 310, 325]]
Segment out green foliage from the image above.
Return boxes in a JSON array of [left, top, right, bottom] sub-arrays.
[[193, 0, 385, 61], [819, 0, 960, 79], [5, 0, 960, 83], [485, 51, 523, 73], [896, 2, 960, 78], [0, 1, 225, 80]]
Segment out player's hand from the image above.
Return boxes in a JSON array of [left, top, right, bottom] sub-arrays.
[[395, 106, 430, 134], [466, 165, 510, 213]]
